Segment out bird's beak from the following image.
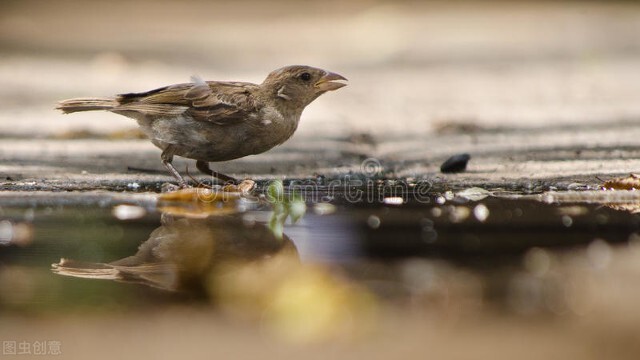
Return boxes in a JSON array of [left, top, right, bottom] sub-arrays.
[[315, 71, 348, 92]]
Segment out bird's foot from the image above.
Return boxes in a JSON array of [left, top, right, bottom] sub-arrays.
[[195, 160, 239, 185], [222, 179, 255, 195], [161, 182, 190, 193]]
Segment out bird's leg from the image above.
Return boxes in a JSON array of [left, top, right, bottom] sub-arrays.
[[161, 147, 188, 188], [162, 160, 188, 188], [196, 160, 238, 185]]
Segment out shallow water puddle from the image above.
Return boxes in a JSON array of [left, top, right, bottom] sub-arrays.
[[2, 187, 640, 337]]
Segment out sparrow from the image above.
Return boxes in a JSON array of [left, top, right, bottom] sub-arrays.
[[56, 65, 347, 186], [52, 215, 297, 292]]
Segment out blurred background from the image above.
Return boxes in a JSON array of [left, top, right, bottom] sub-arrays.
[[3, 0, 640, 138]]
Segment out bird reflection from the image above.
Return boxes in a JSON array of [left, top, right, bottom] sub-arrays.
[[52, 213, 297, 293]]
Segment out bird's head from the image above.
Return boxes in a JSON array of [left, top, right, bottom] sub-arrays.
[[261, 65, 347, 109]]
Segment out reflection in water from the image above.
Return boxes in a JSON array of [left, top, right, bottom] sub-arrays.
[[52, 214, 297, 293], [53, 181, 305, 292], [49, 183, 380, 342], [51, 210, 377, 342]]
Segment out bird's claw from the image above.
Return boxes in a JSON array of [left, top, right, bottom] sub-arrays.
[[222, 179, 255, 195], [161, 182, 187, 193]]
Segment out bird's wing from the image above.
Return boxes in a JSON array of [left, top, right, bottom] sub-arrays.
[[115, 81, 261, 125], [185, 81, 261, 125]]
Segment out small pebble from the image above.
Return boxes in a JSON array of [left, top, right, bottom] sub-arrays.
[[440, 153, 471, 173]]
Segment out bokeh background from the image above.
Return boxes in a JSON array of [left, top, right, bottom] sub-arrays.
[[3, 0, 640, 138]]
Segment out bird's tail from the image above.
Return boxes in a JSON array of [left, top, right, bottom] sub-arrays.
[[52, 258, 178, 290], [56, 98, 118, 114], [51, 258, 120, 280]]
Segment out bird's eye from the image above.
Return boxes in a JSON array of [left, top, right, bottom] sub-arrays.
[[299, 72, 311, 81]]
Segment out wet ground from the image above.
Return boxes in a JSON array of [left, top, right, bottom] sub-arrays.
[[3, 0, 640, 359], [3, 183, 640, 359]]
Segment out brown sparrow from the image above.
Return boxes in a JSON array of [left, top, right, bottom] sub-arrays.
[[52, 215, 297, 292], [57, 65, 347, 186]]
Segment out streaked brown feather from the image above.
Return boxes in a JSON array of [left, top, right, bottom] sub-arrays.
[[116, 103, 189, 116], [115, 81, 260, 125], [184, 83, 211, 100]]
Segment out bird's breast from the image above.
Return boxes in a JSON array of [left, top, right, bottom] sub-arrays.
[[240, 108, 299, 155], [143, 108, 300, 162]]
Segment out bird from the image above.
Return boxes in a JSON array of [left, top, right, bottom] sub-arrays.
[[52, 215, 298, 292], [56, 65, 347, 187]]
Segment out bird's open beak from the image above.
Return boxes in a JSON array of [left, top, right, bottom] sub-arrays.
[[315, 72, 348, 92]]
